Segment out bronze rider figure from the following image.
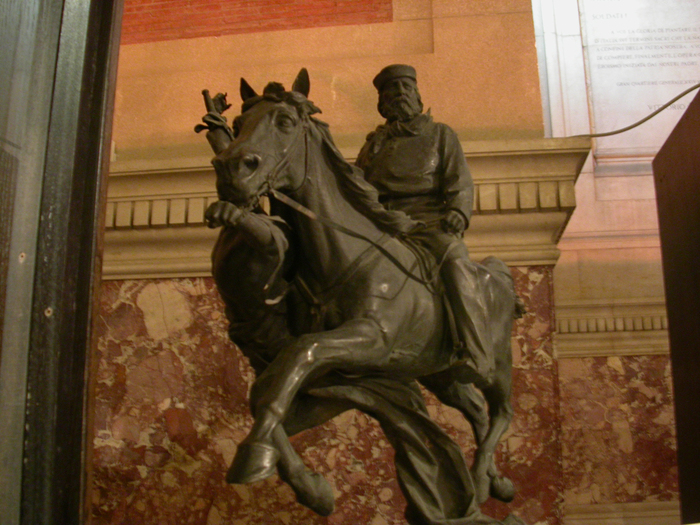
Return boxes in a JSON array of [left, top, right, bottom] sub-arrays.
[[356, 64, 494, 386]]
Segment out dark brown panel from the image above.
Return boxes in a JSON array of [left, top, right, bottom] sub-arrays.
[[653, 90, 700, 525], [3, 0, 124, 524]]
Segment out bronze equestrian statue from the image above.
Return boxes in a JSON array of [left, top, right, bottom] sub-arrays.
[[196, 67, 527, 525]]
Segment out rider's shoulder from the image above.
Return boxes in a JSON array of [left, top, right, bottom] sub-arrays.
[[433, 121, 458, 135]]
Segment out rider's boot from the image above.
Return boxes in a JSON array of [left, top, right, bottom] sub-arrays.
[[440, 256, 494, 386]]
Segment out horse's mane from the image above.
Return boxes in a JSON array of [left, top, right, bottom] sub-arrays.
[[241, 82, 322, 117], [239, 83, 415, 235], [310, 119, 417, 234]]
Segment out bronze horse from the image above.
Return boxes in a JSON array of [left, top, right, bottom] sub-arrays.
[[199, 69, 524, 524]]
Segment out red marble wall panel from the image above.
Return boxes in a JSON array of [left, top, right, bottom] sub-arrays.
[[90, 267, 564, 525], [559, 355, 679, 506], [121, 0, 393, 45], [91, 278, 403, 525], [90, 267, 680, 523]]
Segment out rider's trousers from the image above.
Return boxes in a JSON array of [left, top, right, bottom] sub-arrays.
[[440, 244, 494, 384]]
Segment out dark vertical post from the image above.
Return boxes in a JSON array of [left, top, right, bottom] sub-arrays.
[[653, 91, 700, 525], [0, 0, 123, 523]]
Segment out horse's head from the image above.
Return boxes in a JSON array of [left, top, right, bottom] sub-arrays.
[[212, 68, 321, 207]]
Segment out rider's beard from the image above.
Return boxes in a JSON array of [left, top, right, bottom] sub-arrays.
[[379, 95, 423, 123]]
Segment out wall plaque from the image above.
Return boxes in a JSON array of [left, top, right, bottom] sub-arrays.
[[579, 0, 700, 158]]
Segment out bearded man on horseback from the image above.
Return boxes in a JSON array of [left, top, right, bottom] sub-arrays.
[[196, 67, 526, 523], [356, 64, 494, 386]]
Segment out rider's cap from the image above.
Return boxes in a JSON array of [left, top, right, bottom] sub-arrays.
[[373, 64, 417, 91]]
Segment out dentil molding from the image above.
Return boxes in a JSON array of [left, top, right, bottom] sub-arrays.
[[102, 137, 590, 280], [554, 298, 670, 358]]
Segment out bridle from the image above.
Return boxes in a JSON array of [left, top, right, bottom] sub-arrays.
[[258, 116, 310, 199]]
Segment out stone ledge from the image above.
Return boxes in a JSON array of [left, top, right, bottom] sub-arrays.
[[555, 330, 670, 359], [103, 138, 590, 279], [555, 298, 670, 358], [103, 227, 218, 280], [564, 501, 680, 525]]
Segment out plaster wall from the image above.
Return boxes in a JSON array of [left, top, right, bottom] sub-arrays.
[[110, 0, 543, 173]]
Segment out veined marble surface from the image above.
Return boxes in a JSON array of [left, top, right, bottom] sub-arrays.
[[559, 355, 678, 506], [89, 267, 676, 525]]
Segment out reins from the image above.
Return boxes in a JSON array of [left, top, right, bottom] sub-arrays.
[[268, 189, 439, 291]]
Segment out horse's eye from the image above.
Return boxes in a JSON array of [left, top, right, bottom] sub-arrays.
[[276, 114, 296, 130]]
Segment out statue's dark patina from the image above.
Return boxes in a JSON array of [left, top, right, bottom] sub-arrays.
[[196, 68, 526, 525]]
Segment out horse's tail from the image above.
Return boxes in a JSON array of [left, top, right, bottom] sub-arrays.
[[480, 256, 526, 319]]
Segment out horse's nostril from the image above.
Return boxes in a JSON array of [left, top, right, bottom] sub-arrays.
[[242, 154, 260, 171]]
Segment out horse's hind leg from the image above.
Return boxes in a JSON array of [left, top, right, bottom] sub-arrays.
[[228, 318, 387, 484], [420, 373, 491, 500], [472, 372, 515, 504], [421, 368, 514, 504], [271, 427, 332, 515], [420, 373, 489, 443]]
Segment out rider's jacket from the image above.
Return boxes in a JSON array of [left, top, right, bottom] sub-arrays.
[[356, 112, 473, 257]]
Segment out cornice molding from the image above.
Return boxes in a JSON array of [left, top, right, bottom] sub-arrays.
[[103, 137, 591, 280], [555, 298, 670, 358], [564, 501, 680, 525]]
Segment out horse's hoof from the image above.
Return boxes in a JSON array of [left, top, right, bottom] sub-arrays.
[[287, 470, 335, 516], [226, 442, 280, 484], [490, 476, 516, 502], [503, 514, 527, 525]]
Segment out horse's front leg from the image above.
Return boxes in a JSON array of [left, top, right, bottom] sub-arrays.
[[227, 317, 387, 484]]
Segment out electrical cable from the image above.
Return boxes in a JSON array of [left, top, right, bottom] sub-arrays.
[[572, 81, 700, 138]]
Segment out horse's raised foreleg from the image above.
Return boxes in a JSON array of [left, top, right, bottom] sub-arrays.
[[227, 317, 387, 484]]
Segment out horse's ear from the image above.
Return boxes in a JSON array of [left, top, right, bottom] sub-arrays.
[[292, 68, 310, 97], [240, 78, 258, 101]]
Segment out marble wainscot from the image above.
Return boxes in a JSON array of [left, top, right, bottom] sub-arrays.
[[90, 139, 681, 525], [92, 266, 560, 525]]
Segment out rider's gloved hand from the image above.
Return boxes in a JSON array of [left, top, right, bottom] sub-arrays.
[[205, 201, 243, 228], [202, 112, 229, 130], [441, 210, 466, 235]]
